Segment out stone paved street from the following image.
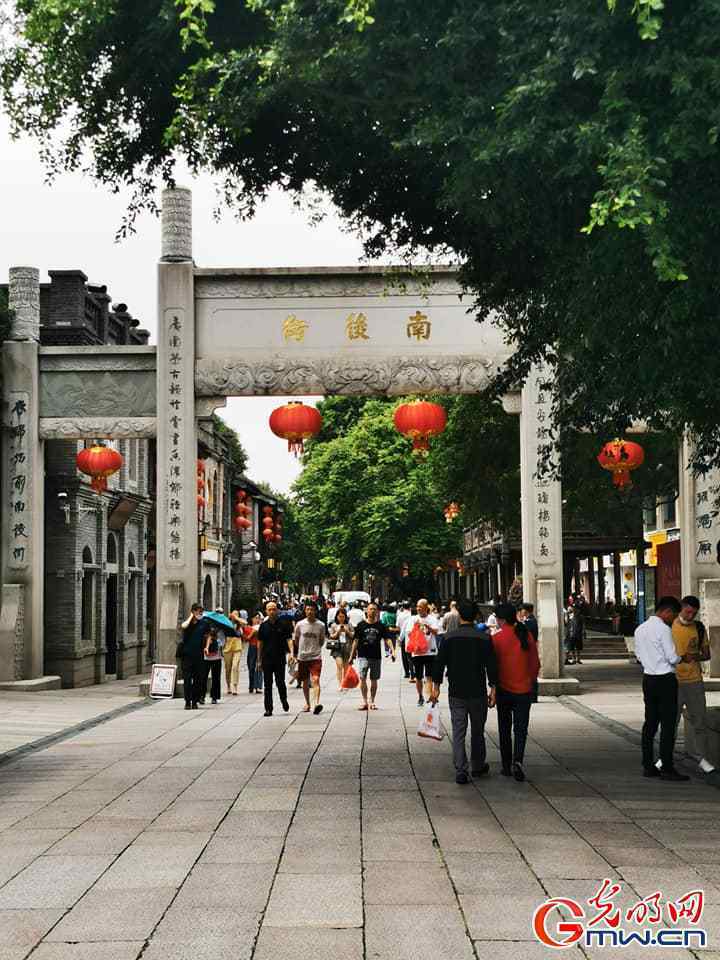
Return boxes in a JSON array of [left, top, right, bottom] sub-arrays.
[[1, 657, 719, 959]]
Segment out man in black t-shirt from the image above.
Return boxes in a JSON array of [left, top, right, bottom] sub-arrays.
[[258, 601, 294, 716], [349, 603, 394, 710], [178, 603, 210, 709]]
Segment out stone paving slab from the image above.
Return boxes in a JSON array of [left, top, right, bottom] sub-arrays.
[[1, 656, 719, 958]]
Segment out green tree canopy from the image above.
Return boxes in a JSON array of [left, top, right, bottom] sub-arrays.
[[292, 397, 460, 594], [3, 2, 719, 463]]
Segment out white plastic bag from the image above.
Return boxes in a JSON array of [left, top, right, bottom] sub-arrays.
[[417, 702, 444, 741]]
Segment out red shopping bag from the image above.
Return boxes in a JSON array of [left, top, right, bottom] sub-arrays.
[[406, 622, 429, 656], [341, 665, 359, 689]]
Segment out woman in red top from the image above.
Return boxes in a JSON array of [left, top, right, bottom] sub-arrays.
[[491, 603, 540, 782]]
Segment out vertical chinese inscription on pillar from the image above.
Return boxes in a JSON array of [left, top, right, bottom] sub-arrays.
[[694, 471, 719, 564], [165, 314, 185, 567], [8, 391, 30, 570], [532, 377, 558, 566]]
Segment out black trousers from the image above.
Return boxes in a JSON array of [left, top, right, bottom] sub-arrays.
[[263, 658, 288, 714], [496, 688, 532, 769], [400, 641, 414, 678], [642, 672, 678, 770], [181, 656, 205, 706], [205, 659, 222, 701]]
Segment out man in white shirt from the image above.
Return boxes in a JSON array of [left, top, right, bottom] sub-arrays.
[[396, 603, 413, 680], [401, 598, 441, 706], [634, 596, 691, 782]]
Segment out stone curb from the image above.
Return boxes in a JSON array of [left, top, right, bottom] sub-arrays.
[[0, 696, 156, 767]]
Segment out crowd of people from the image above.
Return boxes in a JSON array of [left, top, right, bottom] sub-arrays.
[[176, 587, 713, 787], [176, 593, 541, 784]]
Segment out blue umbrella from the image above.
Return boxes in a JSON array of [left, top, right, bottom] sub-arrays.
[[201, 611, 239, 636]]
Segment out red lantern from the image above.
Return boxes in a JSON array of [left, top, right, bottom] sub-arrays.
[[197, 495, 206, 511], [262, 505, 274, 517], [76, 443, 123, 494], [444, 502, 460, 523], [597, 439, 645, 490], [235, 516, 251, 531], [197, 459, 205, 473], [269, 401, 322, 457], [197, 476, 205, 493], [236, 489, 247, 501], [262, 528, 274, 542], [274, 533, 283, 543], [235, 503, 250, 517], [393, 400, 447, 455]]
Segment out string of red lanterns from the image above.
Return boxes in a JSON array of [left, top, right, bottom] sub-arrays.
[[234, 489, 252, 531]]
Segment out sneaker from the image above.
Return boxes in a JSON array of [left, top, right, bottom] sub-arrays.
[[184, 704, 191, 711], [660, 769, 690, 782], [191, 703, 199, 710], [455, 773, 469, 785], [700, 758, 716, 774], [512, 762, 525, 782], [417, 696, 425, 707], [211, 698, 218, 704], [264, 711, 273, 717], [643, 766, 661, 778], [313, 704, 324, 715], [282, 700, 290, 713], [472, 764, 490, 777]]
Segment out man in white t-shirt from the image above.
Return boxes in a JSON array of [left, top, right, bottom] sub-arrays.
[[348, 602, 365, 628], [292, 601, 327, 715], [396, 603, 413, 680], [401, 598, 441, 706]]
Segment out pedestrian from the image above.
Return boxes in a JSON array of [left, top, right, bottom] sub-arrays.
[[564, 606, 585, 664], [328, 606, 354, 690], [257, 600, 293, 717], [380, 604, 398, 657], [492, 603, 540, 782], [431, 599, 498, 784], [634, 595, 690, 781], [222, 613, 245, 696], [517, 602, 539, 643], [396, 602, 414, 681], [203, 626, 223, 704], [442, 600, 461, 636], [292, 601, 327, 714], [244, 613, 264, 694], [348, 600, 365, 628], [178, 603, 209, 710], [401, 598, 441, 706], [671, 595, 715, 773], [350, 602, 394, 711]]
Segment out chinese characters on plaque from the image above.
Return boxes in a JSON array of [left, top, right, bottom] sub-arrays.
[[165, 314, 185, 567], [8, 391, 30, 570], [532, 377, 559, 566], [280, 311, 433, 343], [694, 471, 719, 564]]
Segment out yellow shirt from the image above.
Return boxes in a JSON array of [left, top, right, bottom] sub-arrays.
[[671, 619, 703, 684]]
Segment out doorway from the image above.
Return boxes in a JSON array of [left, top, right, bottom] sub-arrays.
[[105, 533, 119, 674], [202, 573, 213, 611]]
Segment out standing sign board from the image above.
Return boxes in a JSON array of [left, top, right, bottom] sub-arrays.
[[149, 663, 178, 699]]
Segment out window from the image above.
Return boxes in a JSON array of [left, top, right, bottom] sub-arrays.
[[128, 575, 137, 634], [82, 546, 93, 565], [128, 551, 136, 569], [643, 500, 657, 530], [663, 497, 677, 525], [81, 572, 94, 642], [212, 470, 219, 528], [106, 533, 118, 565]]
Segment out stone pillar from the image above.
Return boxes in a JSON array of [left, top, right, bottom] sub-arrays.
[[1, 267, 45, 680], [519, 368, 564, 680], [155, 188, 198, 664], [678, 436, 720, 677]]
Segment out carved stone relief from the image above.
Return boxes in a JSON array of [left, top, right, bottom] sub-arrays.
[[40, 352, 157, 372], [39, 417, 157, 439], [40, 371, 156, 418], [161, 187, 192, 262], [194, 274, 464, 301], [8, 267, 40, 342], [195, 355, 495, 397]]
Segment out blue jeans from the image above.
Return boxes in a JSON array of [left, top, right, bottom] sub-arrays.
[[247, 644, 263, 691]]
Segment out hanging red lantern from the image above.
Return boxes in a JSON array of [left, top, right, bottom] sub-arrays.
[[393, 400, 447, 455], [235, 516, 251, 531], [262, 528, 275, 542], [236, 489, 247, 502], [197, 459, 205, 474], [76, 443, 123, 494], [262, 516, 274, 528], [235, 503, 250, 517], [262, 505, 274, 516], [597, 439, 645, 490], [197, 494, 206, 511], [269, 401, 322, 457], [274, 533, 283, 543], [443, 501, 460, 523], [197, 476, 205, 494]]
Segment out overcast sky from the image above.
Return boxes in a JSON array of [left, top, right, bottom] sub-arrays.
[[0, 116, 375, 492]]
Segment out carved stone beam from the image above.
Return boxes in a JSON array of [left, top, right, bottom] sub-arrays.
[[39, 417, 157, 439]]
